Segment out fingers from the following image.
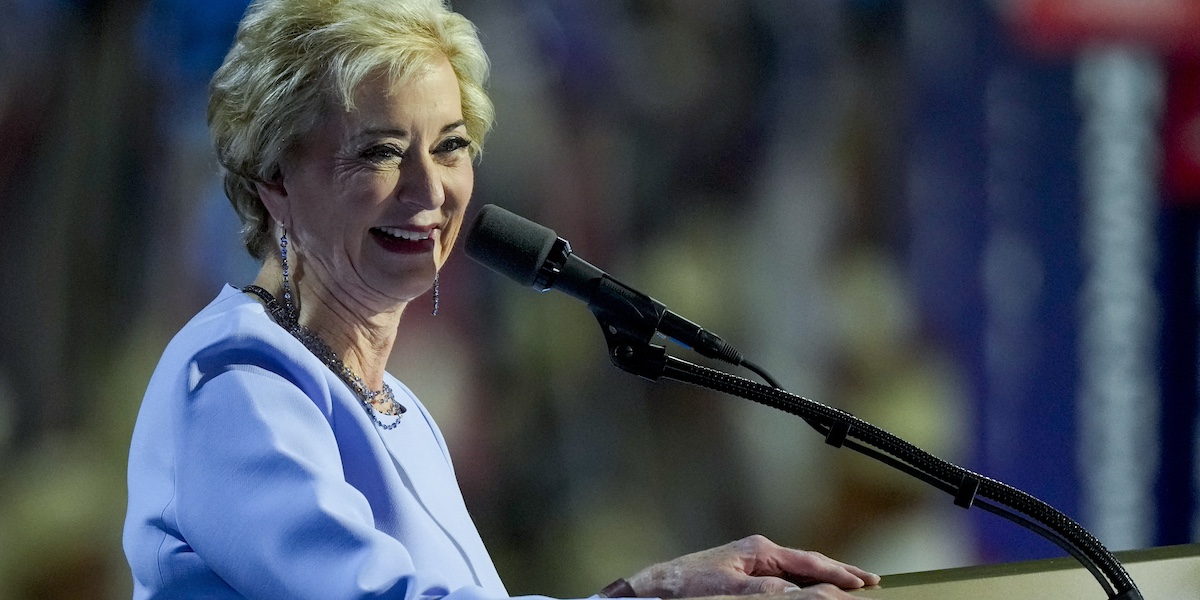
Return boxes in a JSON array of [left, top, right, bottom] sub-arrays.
[[735, 536, 879, 589], [824, 556, 881, 588], [746, 575, 871, 597], [797, 552, 880, 588]]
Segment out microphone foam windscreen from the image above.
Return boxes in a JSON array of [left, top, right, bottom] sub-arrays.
[[464, 204, 558, 288]]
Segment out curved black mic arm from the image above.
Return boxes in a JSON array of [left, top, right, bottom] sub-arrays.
[[596, 320, 1143, 600]]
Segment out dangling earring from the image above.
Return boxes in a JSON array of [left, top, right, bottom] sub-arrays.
[[280, 228, 297, 323], [432, 273, 440, 316]]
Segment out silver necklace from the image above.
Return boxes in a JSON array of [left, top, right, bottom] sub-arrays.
[[243, 284, 406, 430], [243, 231, 404, 429]]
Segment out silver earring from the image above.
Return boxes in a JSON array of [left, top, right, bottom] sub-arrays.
[[280, 229, 297, 323], [432, 274, 440, 316]]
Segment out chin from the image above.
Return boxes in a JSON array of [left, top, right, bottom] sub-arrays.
[[382, 274, 437, 304], [363, 253, 439, 304]]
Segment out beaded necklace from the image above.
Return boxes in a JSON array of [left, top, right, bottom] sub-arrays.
[[242, 284, 406, 429]]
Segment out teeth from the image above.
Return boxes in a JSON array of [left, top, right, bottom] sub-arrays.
[[376, 226, 432, 241]]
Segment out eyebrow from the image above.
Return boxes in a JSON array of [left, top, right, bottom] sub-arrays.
[[356, 120, 468, 139]]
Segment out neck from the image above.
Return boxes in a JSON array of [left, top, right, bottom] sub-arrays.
[[252, 256, 406, 389]]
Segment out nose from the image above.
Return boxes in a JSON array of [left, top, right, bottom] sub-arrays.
[[398, 153, 445, 210]]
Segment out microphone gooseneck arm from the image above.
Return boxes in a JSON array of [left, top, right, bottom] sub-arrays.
[[601, 333, 1142, 600]]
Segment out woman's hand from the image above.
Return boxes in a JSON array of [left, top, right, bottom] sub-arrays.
[[625, 535, 879, 598]]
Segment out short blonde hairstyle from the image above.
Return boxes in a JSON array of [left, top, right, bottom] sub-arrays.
[[208, 0, 494, 259]]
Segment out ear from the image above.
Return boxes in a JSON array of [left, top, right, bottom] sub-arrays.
[[254, 176, 290, 227]]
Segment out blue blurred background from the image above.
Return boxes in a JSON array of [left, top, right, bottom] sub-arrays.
[[2, 0, 1199, 597]]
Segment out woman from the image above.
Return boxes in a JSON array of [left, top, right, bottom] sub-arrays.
[[123, 1, 879, 599]]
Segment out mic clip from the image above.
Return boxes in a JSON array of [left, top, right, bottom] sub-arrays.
[[598, 314, 668, 382]]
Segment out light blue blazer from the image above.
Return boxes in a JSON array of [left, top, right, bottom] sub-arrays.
[[124, 285, 520, 600]]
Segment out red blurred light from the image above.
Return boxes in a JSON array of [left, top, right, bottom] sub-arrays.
[[1004, 0, 1200, 57]]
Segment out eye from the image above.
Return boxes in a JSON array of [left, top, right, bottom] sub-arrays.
[[435, 136, 472, 155], [361, 144, 404, 163]]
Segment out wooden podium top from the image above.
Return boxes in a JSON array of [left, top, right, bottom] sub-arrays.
[[855, 543, 1200, 600]]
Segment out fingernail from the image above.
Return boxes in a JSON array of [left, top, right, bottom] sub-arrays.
[[783, 585, 801, 592]]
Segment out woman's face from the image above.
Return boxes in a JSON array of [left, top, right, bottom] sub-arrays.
[[268, 57, 473, 310]]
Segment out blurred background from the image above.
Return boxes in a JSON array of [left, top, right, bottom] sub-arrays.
[[2, 0, 1200, 597]]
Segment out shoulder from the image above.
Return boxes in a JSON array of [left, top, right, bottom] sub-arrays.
[[149, 285, 331, 410], [174, 284, 290, 355]]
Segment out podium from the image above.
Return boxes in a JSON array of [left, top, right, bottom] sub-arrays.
[[855, 543, 1200, 599]]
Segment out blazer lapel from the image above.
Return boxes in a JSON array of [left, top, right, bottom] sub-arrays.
[[375, 391, 506, 594]]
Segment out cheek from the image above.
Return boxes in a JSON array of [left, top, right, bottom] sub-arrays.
[[439, 167, 474, 262], [292, 183, 380, 257], [447, 165, 473, 210]]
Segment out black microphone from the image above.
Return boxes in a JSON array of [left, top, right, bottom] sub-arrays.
[[463, 204, 746, 367]]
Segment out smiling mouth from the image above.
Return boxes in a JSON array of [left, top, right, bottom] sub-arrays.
[[370, 226, 437, 254]]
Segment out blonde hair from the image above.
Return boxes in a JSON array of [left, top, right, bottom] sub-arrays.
[[208, 0, 494, 259]]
